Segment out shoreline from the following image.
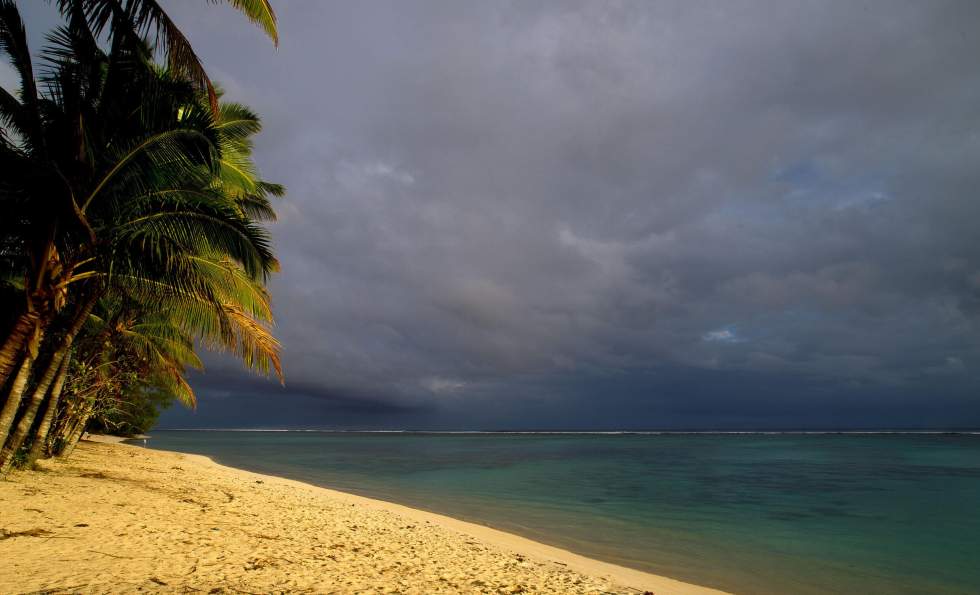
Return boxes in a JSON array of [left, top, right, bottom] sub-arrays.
[[161, 445, 726, 595], [0, 439, 725, 594], [156, 450, 724, 595]]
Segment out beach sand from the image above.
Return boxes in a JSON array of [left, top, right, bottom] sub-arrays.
[[0, 439, 726, 594]]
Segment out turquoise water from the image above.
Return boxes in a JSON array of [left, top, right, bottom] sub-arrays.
[[140, 431, 980, 594]]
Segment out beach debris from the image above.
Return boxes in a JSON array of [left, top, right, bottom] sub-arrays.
[[80, 471, 109, 479], [87, 549, 147, 559], [0, 527, 52, 540], [246, 532, 279, 540]]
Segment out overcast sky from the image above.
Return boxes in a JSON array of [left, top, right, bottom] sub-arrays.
[[17, 1, 980, 429]]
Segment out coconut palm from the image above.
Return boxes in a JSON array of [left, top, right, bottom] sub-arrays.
[[56, 0, 277, 112], [33, 295, 203, 463], [0, 0, 283, 467], [0, 0, 278, 394]]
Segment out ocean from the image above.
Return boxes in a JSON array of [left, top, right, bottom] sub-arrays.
[[138, 431, 980, 594]]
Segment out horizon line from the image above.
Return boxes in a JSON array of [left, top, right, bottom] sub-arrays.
[[151, 428, 980, 435]]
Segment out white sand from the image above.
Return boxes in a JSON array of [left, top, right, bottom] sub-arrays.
[[0, 440, 727, 594]]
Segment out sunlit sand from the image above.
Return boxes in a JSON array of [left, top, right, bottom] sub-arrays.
[[0, 440, 724, 594]]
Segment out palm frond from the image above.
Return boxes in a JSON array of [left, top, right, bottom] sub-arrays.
[[220, 301, 282, 382], [82, 127, 217, 212], [214, 0, 278, 46], [0, 0, 44, 154]]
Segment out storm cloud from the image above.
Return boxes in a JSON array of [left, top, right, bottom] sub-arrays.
[[22, 1, 980, 428]]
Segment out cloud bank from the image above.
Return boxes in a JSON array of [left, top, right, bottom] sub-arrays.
[[22, 1, 980, 428]]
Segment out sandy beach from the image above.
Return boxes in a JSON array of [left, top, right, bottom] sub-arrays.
[[0, 439, 725, 594]]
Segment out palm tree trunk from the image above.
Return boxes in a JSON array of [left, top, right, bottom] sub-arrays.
[[49, 381, 91, 457], [51, 390, 90, 457], [0, 353, 36, 450], [0, 351, 68, 473], [0, 309, 38, 389], [0, 347, 73, 474], [24, 353, 71, 466], [48, 392, 76, 455], [3, 229, 60, 390], [61, 402, 94, 458], [0, 293, 96, 473]]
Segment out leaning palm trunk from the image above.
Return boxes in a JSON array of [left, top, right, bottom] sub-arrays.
[[0, 349, 72, 473], [60, 400, 95, 458], [0, 293, 97, 472], [51, 389, 93, 457], [24, 354, 71, 466], [0, 308, 52, 447], [0, 309, 41, 389], [0, 351, 39, 450], [1, 241, 63, 392], [47, 394, 79, 456]]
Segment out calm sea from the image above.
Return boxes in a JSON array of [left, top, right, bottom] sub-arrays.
[[139, 431, 980, 594]]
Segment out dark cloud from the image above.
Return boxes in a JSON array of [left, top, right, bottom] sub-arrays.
[[18, 1, 980, 428], [160, 368, 431, 429]]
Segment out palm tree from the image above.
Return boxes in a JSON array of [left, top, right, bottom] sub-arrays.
[[57, 0, 278, 112], [0, 0, 278, 391], [0, 0, 283, 467], [35, 296, 204, 462]]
